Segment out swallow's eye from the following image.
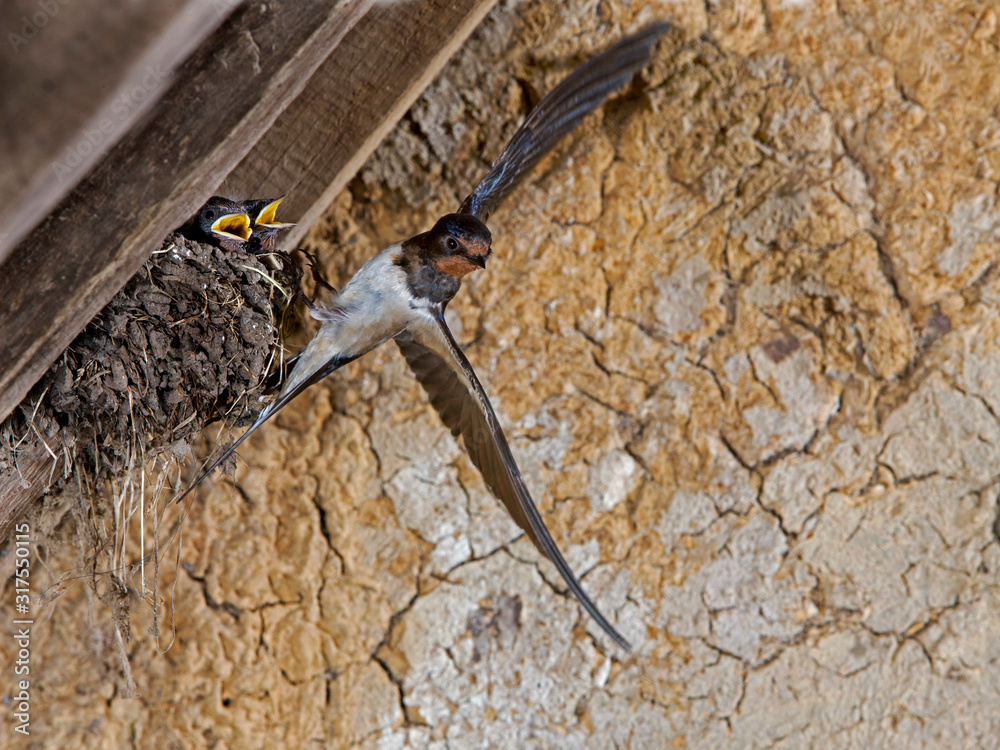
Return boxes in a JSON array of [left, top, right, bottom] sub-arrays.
[[446, 237, 459, 251], [204, 208, 218, 220]]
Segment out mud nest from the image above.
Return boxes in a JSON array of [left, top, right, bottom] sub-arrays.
[[0, 234, 299, 495]]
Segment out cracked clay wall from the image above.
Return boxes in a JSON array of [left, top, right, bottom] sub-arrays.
[[3, 0, 1000, 747]]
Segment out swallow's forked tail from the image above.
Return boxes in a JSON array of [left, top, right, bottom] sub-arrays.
[[175, 352, 356, 504]]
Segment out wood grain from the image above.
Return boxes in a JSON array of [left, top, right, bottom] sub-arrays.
[[0, 445, 62, 543], [0, 0, 230, 265]]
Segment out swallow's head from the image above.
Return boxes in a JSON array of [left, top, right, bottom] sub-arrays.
[[247, 196, 296, 230], [190, 196, 252, 247], [396, 213, 493, 304], [425, 213, 492, 279]]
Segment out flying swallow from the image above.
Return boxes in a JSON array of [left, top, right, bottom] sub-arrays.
[[178, 23, 670, 652], [244, 196, 297, 253], [177, 196, 253, 252]]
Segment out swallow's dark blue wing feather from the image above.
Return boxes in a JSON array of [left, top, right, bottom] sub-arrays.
[[459, 22, 669, 221], [396, 310, 632, 651]]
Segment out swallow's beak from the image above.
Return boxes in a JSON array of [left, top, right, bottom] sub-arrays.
[[467, 238, 491, 268], [212, 213, 252, 242], [255, 197, 296, 229]]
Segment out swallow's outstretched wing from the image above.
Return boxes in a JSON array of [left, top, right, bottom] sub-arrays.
[[396, 308, 632, 651], [458, 22, 669, 222]]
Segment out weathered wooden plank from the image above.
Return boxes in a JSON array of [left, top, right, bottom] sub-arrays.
[[0, 445, 63, 542], [0, 0, 232, 265], [0, 0, 376, 425], [225, 0, 500, 250]]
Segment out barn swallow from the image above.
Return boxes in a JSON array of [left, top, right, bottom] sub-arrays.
[[245, 196, 297, 253], [177, 196, 253, 252], [178, 23, 669, 651]]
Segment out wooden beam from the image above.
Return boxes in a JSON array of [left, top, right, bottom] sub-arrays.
[[0, 0, 376, 425], [0, 0, 231, 265], [224, 0, 500, 250], [0, 445, 63, 541]]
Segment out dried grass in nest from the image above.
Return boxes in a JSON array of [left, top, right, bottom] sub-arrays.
[[0, 233, 302, 672]]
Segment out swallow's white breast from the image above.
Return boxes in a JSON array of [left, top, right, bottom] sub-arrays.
[[280, 243, 424, 398]]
